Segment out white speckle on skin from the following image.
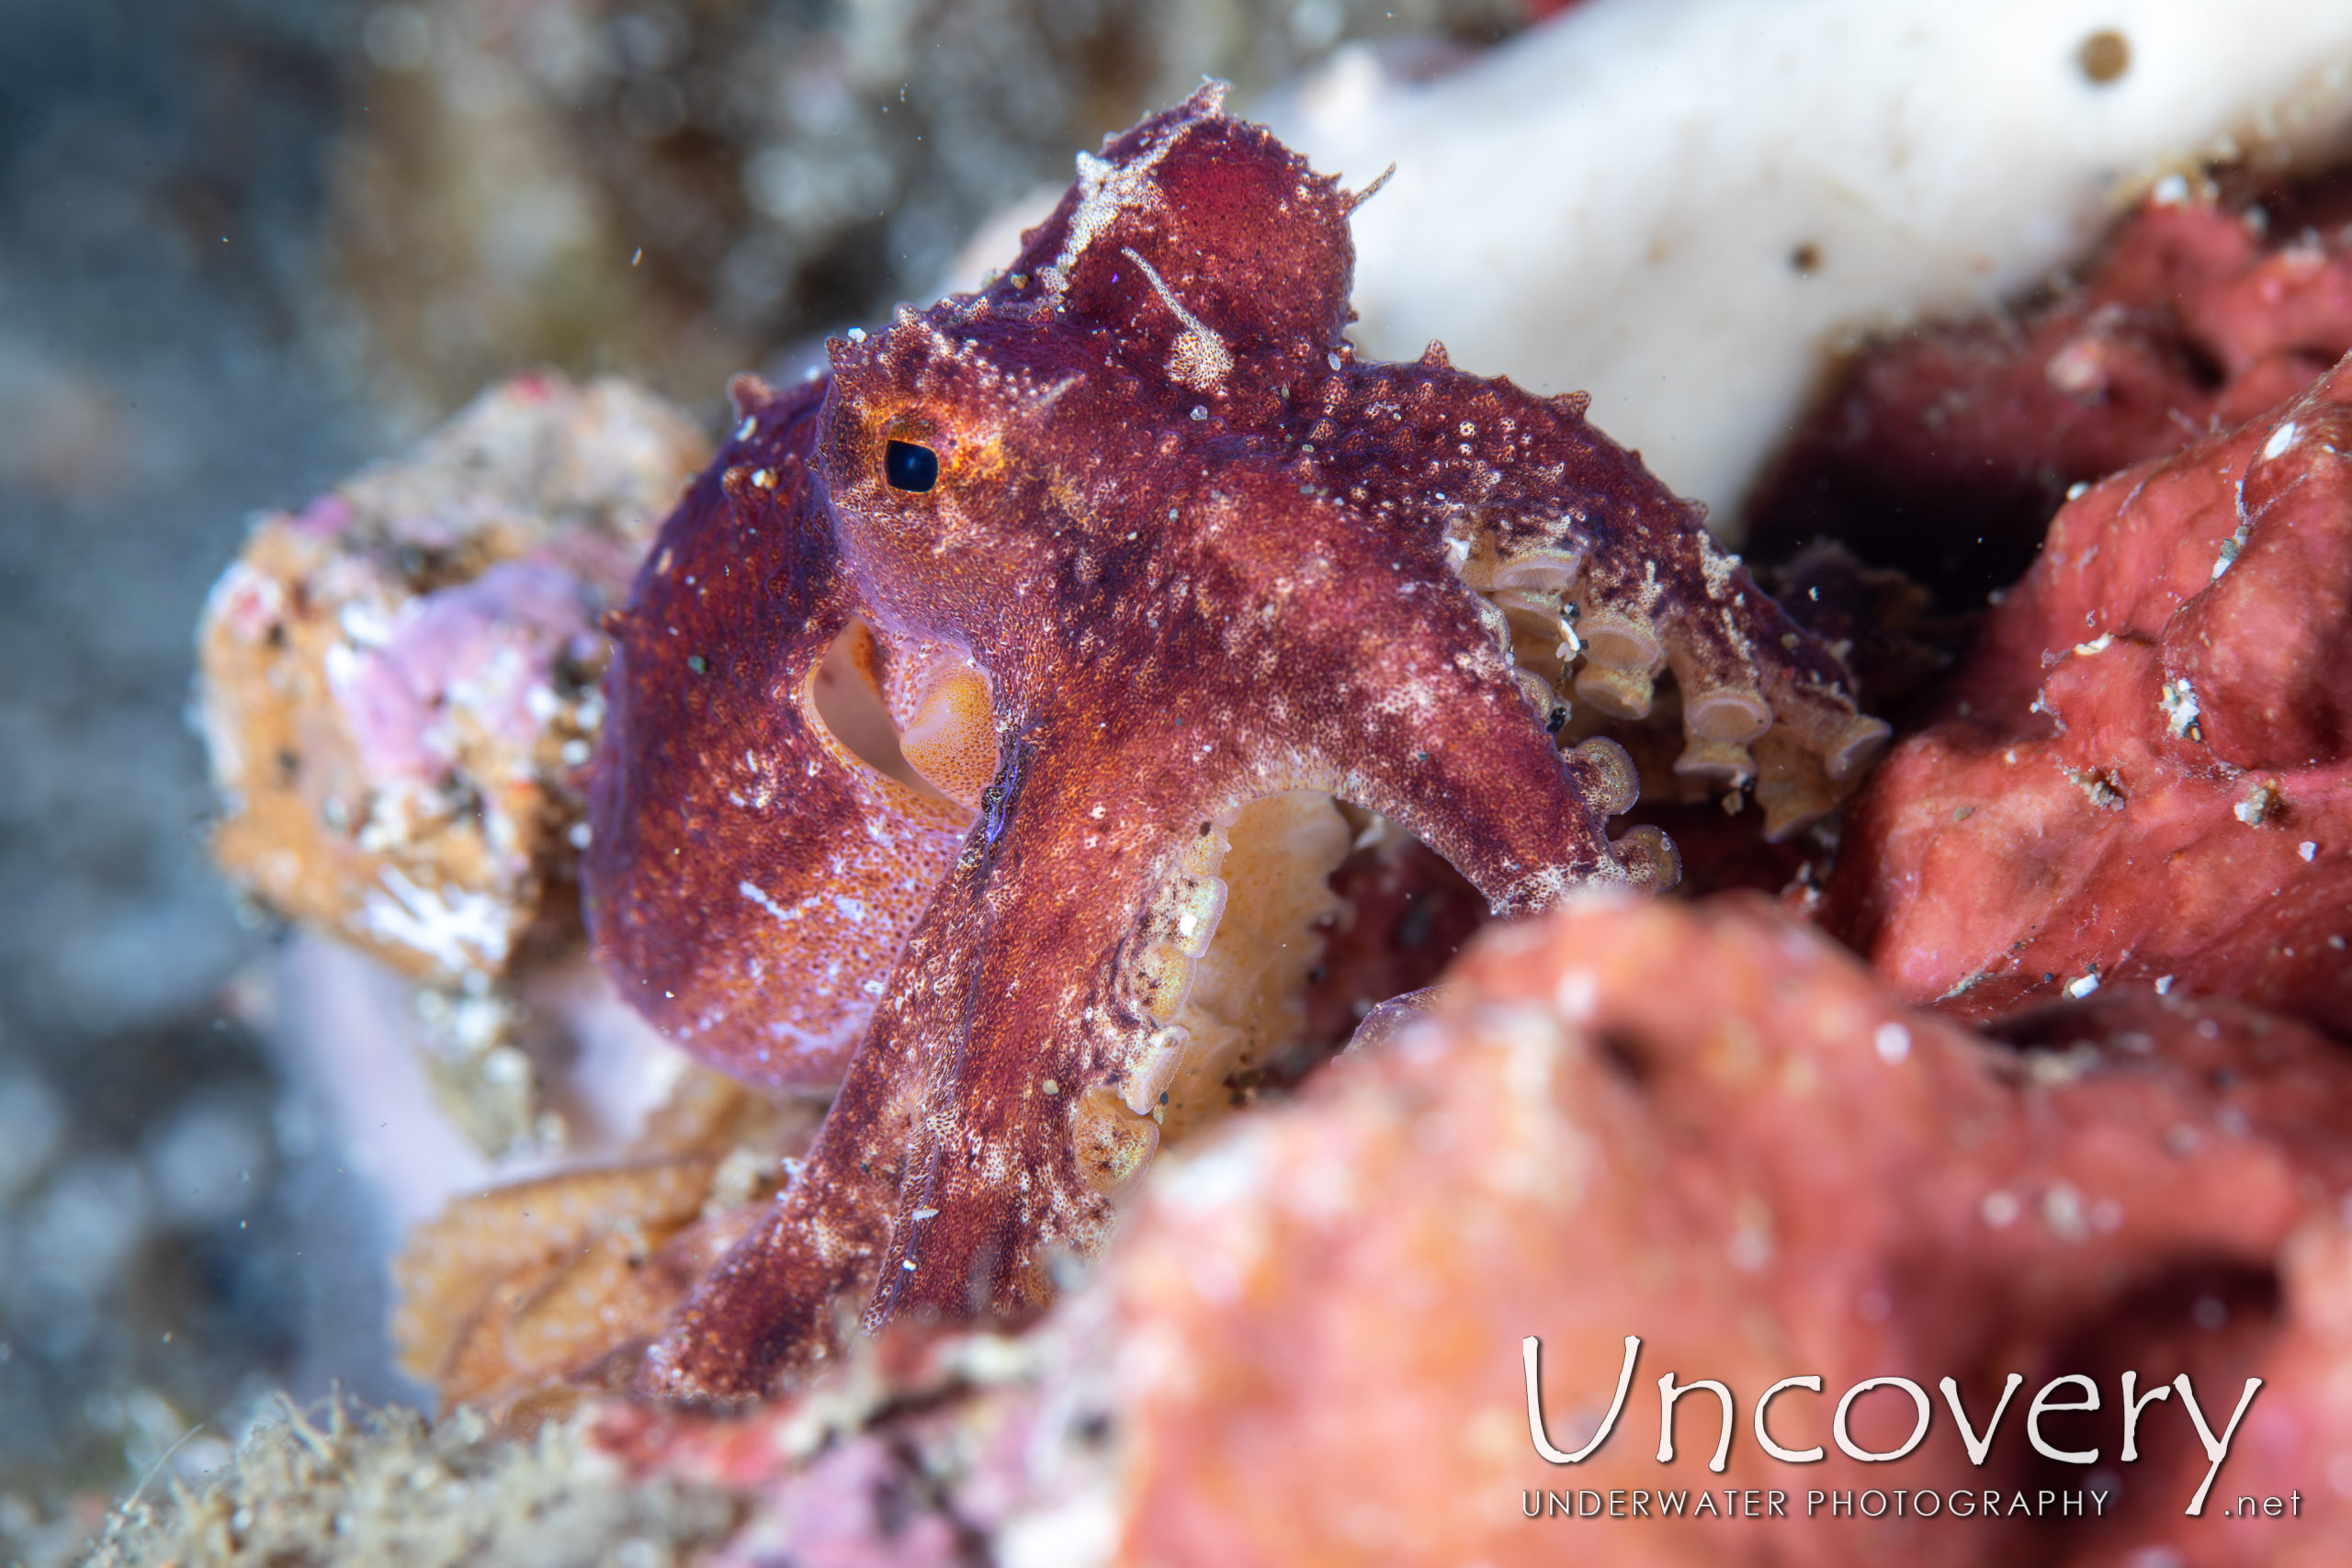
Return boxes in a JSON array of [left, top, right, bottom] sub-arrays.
[[2262, 421, 2299, 461], [739, 879, 802, 925], [2067, 971, 2101, 999], [2301, 840, 2319, 861], [2154, 975, 2175, 995], [1695, 531, 1741, 601], [1872, 1021, 1910, 1063], [1041, 98, 1211, 303], [1120, 245, 1234, 392]]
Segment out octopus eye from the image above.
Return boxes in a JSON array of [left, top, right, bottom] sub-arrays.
[[884, 440, 940, 492]]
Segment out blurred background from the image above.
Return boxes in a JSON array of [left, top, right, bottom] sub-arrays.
[[0, 2, 1536, 1560]]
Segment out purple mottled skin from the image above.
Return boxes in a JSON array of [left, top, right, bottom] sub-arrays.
[[585, 85, 1885, 1404]]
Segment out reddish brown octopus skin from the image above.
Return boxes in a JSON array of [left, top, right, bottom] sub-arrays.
[[585, 85, 1882, 1405]]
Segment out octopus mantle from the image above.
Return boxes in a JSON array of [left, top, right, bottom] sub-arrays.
[[584, 85, 1883, 1404]]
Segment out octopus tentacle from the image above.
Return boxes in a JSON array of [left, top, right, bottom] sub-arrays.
[[585, 378, 968, 1084], [1160, 468, 1652, 904], [644, 709, 1266, 1400], [1305, 360, 1887, 831]]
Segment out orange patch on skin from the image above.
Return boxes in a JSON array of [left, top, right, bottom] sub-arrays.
[[890, 647, 996, 808]]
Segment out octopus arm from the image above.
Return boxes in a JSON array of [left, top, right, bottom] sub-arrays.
[[642, 706, 1251, 1401], [584, 378, 967, 1084], [1173, 466, 1664, 905], [1316, 363, 1891, 831]]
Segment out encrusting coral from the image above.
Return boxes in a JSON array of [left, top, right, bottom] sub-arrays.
[[197, 373, 708, 1151], [582, 83, 1884, 1404], [1749, 173, 2352, 600], [201, 373, 706, 990], [1079, 896, 2352, 1565], [1820, 353, 2352, 1032]]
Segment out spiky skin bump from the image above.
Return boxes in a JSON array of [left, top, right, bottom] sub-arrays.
[[585, 85, 1879, 1404]]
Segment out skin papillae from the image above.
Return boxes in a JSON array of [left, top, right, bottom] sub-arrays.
[[584, 84, 1886, 1405]]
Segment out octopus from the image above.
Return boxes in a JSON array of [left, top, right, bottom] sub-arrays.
[[583, 85, 1889, 1404]]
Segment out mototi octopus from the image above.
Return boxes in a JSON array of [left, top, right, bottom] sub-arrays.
[[583, 85, 1889, 1404]]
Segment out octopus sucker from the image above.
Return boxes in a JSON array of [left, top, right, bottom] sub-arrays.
[[585, 85, 1878, 1403], [1574, 660, 1656, 721]]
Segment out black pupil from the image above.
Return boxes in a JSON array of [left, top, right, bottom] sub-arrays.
[[884, 440, 939, 492]]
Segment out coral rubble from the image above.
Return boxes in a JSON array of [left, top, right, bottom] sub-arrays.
[[200, 373, 704, 992], [198, 373, 706, 1151]]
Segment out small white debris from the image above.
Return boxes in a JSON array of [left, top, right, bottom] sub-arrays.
[[2211, 517, 2251, 581], [910, 1207, 939, 1221], [1554, 969, 1598, 1021], [734, 415, 756, 441], [2262, 421, 2299, 461], [846, 326, 865, 342], [2066, 766, 2122, 809], [2154, 975, 2175, 995], [1872, 1021, 1911, 1064], [2151, 173, 2190, 207], [2065, 480, 2090, 501], [2234, 781, 2278, 827], [2066, 971, 2101, 999], [2158, 677, 2199, 739], [567, 821, 592, 850], [1982, 1190, 2020, 1228], [2042, 1183, 2087, 1241], [2301, 840, 2319, 862], [2073, 633, 2111, 656], [901, 1259, 917, 1271]]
